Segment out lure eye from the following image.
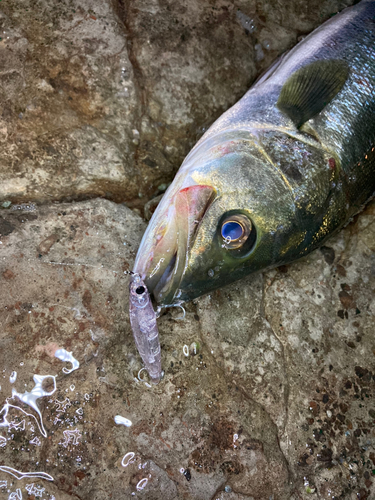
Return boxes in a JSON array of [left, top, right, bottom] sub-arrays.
[[220, 213, 253, 250], [221, 221, 244, 241]]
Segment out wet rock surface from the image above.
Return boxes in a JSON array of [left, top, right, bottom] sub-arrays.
[[1, 198, 375, 499], [0, 0, 357, 209], [1, 0, 374, 499]]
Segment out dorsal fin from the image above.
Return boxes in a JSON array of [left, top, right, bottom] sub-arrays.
[[277, 59, 349, 128]]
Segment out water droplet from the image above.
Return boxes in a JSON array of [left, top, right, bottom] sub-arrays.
[[208, 269, 214, 278], [262, 39, 271, 50], [189, 342, 200, 356], [236, 10, 256, 33], [136, 478, 148, 491], [54, 349, 79, 374], [114, 415, 132, 427], [255, 43, 265, 62], [121, 452, 136, 467]]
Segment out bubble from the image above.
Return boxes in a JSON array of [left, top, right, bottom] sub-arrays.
[[183, 345, 189, 357], [9, 372, 17, 384], [207, 269, 214, 278]]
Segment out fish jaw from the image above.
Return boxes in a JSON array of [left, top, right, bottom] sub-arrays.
[[133, 184, 216, 305]]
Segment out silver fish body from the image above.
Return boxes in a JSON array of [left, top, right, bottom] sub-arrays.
[[133, 0, 375, 308]]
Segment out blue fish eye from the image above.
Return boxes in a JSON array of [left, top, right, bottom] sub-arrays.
[[221, 221, 244, 241]]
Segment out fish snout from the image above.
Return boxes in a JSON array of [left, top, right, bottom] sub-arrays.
[[134, 184, 215, 305]]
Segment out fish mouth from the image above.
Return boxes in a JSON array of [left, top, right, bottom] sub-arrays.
[[133, 184, 216, 305]]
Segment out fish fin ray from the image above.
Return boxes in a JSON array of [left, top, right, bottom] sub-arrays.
[[277, 59, 349, 128]]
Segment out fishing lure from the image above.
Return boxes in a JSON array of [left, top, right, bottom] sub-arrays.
[[128, 275, 162, 383]]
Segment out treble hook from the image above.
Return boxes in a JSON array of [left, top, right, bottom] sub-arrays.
[[156, 303, 186, 320]]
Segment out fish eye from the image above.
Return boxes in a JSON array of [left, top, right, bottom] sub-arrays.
[[136, 286, 145, 295], [219, 213, 255, 252], [221, 221, 244, 241]]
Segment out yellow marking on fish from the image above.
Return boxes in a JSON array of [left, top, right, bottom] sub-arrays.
[[280, 230, 307, 256]]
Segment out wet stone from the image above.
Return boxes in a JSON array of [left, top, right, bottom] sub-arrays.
[[0, 0, 372, 498], [1, 194, 375, 499], [0, 0, 359, 210], [0, 198, 374, 500]]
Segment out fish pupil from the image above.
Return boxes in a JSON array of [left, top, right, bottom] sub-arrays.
[[221, 221, 243, 241], [136, 286, 145, 295]]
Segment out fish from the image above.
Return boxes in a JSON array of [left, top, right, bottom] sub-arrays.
[[130, 0, 375, 372]]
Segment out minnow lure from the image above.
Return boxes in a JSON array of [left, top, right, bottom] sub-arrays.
[[129, 275, 162, 383]]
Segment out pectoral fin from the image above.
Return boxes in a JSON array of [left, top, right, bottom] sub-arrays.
[[277, 59, 349, 128]]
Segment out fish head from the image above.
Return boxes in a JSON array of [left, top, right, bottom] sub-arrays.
[[134, 134, 302, 305]]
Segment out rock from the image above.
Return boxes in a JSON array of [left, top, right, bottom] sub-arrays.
[[196, 200, 375, 500], [0, 198, 291, 499], [1, 1, 373, 499], [2, 198, 375, 499], [0, 0, 142, 206], [0, 0, 358, 209]]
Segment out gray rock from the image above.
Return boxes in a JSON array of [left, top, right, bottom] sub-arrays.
[[0, 0, 140, 205], [2, 197, 374, 499], [196, 200, 375, 499], [0, 0, 358, 209], [1, 0, 374, 499]]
